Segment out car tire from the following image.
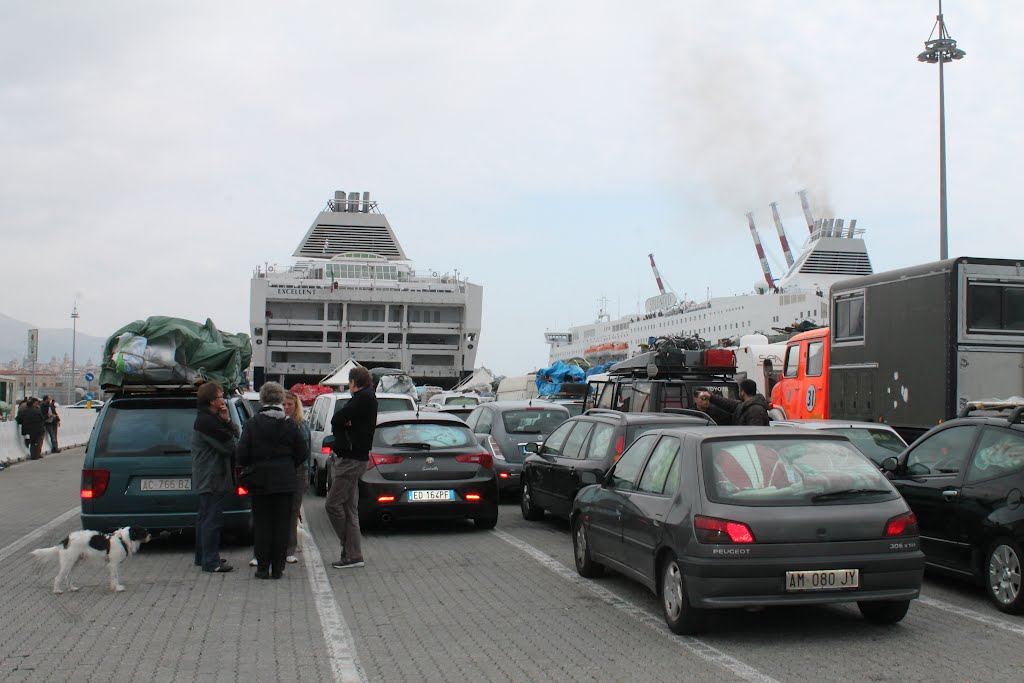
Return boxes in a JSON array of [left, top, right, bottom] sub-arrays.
[[572, 517, 605, 579], [857, 599, 910, 624], [520, 480, 544, 521], [474, 508, 499, 530], [985, 538, 1024, 614], [314, 465, 328, 497], [660, 553, 705, 634]]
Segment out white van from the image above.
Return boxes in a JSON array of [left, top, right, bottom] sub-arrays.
[[495, 375, 540, 402]]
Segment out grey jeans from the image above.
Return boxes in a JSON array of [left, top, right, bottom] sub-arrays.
[[286, 465, 308, 556], [325, 457, 364, 561]]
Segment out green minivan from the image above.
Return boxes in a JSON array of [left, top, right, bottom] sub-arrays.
[[80, 389, 254, 539]]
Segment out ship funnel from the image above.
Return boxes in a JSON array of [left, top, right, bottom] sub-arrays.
[[745, 212, 776, 291], [333, 190, 347, 212], [847, 219, 857, 238], [648, 253, 667, 295], [797, 189, 815, 234], [362, 192, 371, 213], [769, 202, 795, 268]]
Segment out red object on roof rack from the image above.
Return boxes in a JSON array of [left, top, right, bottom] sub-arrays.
[[289, 383, 333, 406]]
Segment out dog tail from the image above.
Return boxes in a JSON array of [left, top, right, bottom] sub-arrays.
[[30, 546, 60, 562]]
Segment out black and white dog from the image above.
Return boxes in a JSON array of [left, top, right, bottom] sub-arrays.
[[31, 526, 151, 594]]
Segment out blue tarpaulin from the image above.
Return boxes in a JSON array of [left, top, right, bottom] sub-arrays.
[[535, 361, 587, 396]]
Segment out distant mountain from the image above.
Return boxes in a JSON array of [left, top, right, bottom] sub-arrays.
[[0, 313, 107, 365]]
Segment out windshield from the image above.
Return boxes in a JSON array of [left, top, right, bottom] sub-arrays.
[[374, 422, 476, 448], [334, 397, 413, 413], [702, 437, 896, 506], [501, 409, 568, 435], [827, 427, 906, 465], [96, 399, 202, 456]]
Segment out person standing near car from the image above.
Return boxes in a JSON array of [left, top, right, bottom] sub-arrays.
[[326, 367, 377, 569], [40, 396, 61, 453], [236, 382, 307, 579], [16, 397, 46, 460], [709, 378, 771, 426], [192, 382, 240, 573], [284, 389, 311, 565]]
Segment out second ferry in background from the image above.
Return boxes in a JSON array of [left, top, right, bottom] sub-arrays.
[[545, 192, 872, 365]]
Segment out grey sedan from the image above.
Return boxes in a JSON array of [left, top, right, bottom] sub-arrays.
[[571, 426, 925, 634]]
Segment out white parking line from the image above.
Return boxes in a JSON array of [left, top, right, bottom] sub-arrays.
[[918, 595, 1024, 637], [492, 529, 779, 683], [300, 511, 367, 683], [0, 507, 79, 565]]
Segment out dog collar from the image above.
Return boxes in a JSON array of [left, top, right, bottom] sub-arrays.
[[118, 535, 130, 555]]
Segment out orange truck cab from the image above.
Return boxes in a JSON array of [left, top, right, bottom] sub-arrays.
[[769, 327, 830, 420]]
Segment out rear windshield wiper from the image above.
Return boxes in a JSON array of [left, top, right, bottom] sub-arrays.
[[390, 442, 432, 450], [812, 488, 892, 502]]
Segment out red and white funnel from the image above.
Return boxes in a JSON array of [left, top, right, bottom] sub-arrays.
[[648, 253, 666, 295], [769, 202, 795, 268], [745, 212, 776, 290]]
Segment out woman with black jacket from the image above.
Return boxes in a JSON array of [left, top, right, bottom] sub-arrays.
[[236, 382, 308, 579]]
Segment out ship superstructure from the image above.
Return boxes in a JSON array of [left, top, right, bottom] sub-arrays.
[[251, 191, 483, 389], [545, 204, 872, 365]]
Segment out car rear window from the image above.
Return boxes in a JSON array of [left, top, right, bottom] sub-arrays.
[[335, 397, 413, 413], [444, 396, 480, 406], [702, 437, 896, 506], [827, 428, 906, 465], [96, 400, 197, 456], [502, 409, 568, 435], [374, 422, 476, 448]]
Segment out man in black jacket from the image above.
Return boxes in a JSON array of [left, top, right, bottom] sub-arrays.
[[192, 382, 240, 573], [16, 398, 46, 460], [709, 379, 771, 426], [41, 396, 61, 453], [326, 367, 378, 569]]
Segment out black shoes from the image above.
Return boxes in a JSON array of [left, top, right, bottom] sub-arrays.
[[255, 570, 270, 579], [331, 557, 365, 569], [204, 563, 233, 573]]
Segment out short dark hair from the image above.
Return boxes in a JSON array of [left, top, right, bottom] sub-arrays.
[[694, 387, 709, 397], [42, 395, 50, 401], [196, 382, 224, 408], [349, 367, 372, 389], [739, 378, 758, 396]]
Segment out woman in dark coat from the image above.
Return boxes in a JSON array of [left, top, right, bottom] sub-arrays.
[[236, 382, 308, 579]]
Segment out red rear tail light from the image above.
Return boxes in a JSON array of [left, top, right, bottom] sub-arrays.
[[455, 452, 494, 469], [377, 495, 396, 503], [499, 472, 509, 479], [613, 435, 626, 461], [465, 493, 481, 501], [321, 446, 332, 455], [237, 486, 249, 496], [694, 515, 755, 544], [81, 469, 110, 499], [368, 453, 404, 469], [885, 512, 918, 537], [487, 436, 506, 460]]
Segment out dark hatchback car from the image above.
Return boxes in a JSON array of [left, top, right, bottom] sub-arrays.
[[571, 427, 925, 634], [520, 409, 712, 521], [326, 411, 499, 529], [883, 403, 1024, 613], [465, 401, 570, 494], [81, 389, 255, 538]]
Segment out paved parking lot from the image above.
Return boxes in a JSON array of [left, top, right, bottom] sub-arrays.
[[1, 448, 1023, 682]]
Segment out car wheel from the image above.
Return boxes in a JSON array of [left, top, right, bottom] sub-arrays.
[[986, 539, 1024, 613], [572, 517, 604, 578], [520, 480, 544, 521], [857, 599, 910, 624], [474, 508, 499, 530], [660, 553, 705, 634], [314, 465, 328, 497]]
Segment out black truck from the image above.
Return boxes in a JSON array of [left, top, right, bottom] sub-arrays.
[[828, 257, 1024, 442]]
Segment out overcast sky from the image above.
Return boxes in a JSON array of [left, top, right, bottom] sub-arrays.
[[2, 1, 1020, 377]]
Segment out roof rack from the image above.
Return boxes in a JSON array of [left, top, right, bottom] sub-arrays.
[[108, 383, 204, 396], [583, 408, 624, 417], [957, 400, 1024, 419]]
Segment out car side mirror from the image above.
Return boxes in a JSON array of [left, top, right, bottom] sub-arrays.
[[323, 435, 336, 447], [880, 456, 899, 474], [602, 468, 616, 487], [577, 470, 601, 486], [524, 442, 540, 454]]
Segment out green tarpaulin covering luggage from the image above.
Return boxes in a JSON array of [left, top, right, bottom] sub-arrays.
[[99, 317, 252, 392]]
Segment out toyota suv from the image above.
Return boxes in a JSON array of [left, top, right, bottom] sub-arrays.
[[80, 388, 255, 540]]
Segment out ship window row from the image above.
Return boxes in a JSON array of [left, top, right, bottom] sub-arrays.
[[325, 263, 399, 280], [268, 331, 462, 346], [264, 303, 463, 324]]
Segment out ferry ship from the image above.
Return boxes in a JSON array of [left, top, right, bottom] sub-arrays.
[[250, 191, 483, 389], [545, 197, 872, 365]]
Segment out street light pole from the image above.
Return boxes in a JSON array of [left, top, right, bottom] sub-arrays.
[[918, 0, 965, 261], [70, 304, 79, 405]]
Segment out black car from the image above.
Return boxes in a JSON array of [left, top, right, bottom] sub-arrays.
[[884, 402, 1024, 613], [572, 426, 924, 634], [520, 409, 712, 521], [326, 411, 499, 529], [465, 401, 571, 494]]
